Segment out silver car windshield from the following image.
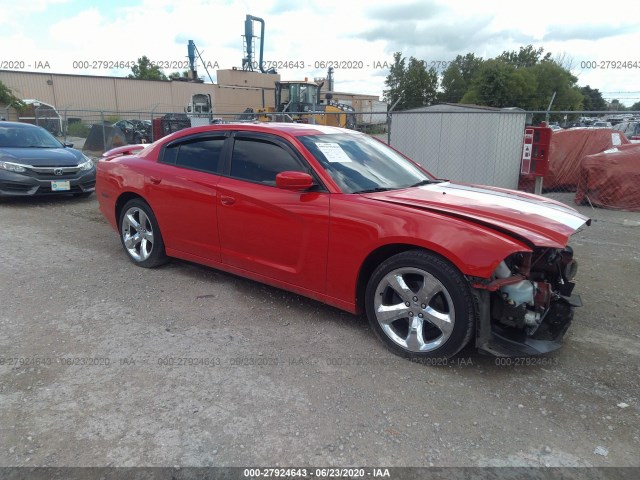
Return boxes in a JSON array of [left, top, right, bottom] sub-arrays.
[[299, 133, 435, 193]]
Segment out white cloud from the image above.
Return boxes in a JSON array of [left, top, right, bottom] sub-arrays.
[[1, 0, 639, 106]]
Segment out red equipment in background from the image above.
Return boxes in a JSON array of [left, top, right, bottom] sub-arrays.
[[520, 125, 552, 177], [520, 124, 552, 194]]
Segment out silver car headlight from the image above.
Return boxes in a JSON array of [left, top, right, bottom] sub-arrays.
[[0, 160, 28, 173], [78, 155, 94, 170]]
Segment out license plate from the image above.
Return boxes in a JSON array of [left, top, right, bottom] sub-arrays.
[[51, 180, 70, 191]]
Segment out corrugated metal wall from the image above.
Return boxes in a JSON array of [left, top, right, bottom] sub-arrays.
[[390, 107, 526, 189], [0, 70, 279, 115]]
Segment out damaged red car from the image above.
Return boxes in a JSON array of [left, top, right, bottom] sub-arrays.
[[96, 123, 590, 359]]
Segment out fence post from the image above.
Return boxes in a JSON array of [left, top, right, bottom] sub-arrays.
[[63, 108, 68, 144], [151, 107, 156, 142], [386, 97, 402, 145], [101, 111, 106, 152], [534, 177, 543, 195]]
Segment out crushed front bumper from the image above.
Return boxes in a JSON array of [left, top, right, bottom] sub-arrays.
[[473, 289, 581, 357]]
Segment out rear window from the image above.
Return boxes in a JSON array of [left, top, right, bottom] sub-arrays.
[[162, 137, 225, 174]]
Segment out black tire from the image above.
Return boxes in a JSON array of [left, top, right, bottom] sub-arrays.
[[133, 134, 142, 144], [364, 250, 475, 360], [118, 198, 168, 268]]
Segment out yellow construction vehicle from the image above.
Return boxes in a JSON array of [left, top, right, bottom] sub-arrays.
[[240, 80, 355, 129], [267, 80, 356, 128], [238, 14, 356, 128]]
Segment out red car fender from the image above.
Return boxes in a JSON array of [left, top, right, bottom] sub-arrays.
[[324, 195, 531, 312]]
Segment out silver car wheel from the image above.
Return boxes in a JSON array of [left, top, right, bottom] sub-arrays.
[[373, 267, 455, 353], [121, 206, 155, 262]]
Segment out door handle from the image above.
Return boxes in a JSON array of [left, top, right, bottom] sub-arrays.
[[220, 195, 236, 206], [149, 176, 161, 185]]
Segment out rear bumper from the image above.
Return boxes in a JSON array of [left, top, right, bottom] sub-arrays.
[[0, 169, 96, 196]]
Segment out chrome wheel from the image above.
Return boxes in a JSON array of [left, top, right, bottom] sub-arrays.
[[121, 206, 155, 262], [373, 267, 455, 353]]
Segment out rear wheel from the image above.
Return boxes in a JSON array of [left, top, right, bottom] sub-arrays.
[[365, 250, 475, 359], [119, 199, 167, 268]]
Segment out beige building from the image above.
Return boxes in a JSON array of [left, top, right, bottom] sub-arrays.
[[0, 69, 280, 120], [1, 69, 383, 123]]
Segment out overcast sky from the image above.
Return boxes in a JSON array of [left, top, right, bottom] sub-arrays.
[[1, 0, 639, 107]]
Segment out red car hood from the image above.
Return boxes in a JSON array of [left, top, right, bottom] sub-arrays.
[[363, 182, 590, 248]]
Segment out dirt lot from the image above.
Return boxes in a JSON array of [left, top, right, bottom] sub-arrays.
[[0, 192, 639, 469]]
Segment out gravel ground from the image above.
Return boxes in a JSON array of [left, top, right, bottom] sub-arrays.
[[0, 192, 638, 469]]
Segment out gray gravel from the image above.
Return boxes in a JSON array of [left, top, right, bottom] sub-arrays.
[[0, 193, 638, 468]]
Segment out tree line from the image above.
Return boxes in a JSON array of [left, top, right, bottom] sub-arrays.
[[383, 45, 640, 112]]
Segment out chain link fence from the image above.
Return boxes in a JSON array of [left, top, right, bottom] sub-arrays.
[[3, 105, 639, 212]]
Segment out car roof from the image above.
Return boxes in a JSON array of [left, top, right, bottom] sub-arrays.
[[172, 122, 357, 138]]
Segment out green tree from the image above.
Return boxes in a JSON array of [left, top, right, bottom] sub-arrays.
[[579, 85, 607, 112], [128, 56, 168, 81], [168, 70, 190, 80], [383, 52, 406, 108], [383, 52, 439, 110], [0, 80, 24, 109], [497, 45, 551, 68], [461, 59, 536, 108], [608, 99, 627, 111], [528, 61, 583, 111], [403, 59, 438, 109], [439, 53, 483, 103], [629, 101, 640, 111]]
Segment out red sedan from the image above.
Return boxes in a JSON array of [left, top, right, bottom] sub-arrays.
[[97, 123, 590, 359]]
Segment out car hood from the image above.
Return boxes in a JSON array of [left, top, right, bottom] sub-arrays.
[[363, 182, 590, 248], [0, 147, 83, 166]]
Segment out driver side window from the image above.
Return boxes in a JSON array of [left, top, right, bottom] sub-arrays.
[[230, 137, 306, 186]]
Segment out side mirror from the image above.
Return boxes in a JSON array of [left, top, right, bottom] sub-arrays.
[[276, 171, 314, 191], [64, 143, 74, 148]]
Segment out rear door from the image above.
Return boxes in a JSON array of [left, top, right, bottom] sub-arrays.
[[145, 133, 228, 261], [216, 132, 330, 293]]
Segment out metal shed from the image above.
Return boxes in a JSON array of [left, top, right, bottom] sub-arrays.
[[389, 104, 527, 189]]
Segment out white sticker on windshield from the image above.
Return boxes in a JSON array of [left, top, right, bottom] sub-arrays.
[[612, 133, 621, 146], [316, 142, 352, 163]]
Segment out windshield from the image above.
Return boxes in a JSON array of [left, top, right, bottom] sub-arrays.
[[299, 133, 433, 193], [0, 125, 64, 148]]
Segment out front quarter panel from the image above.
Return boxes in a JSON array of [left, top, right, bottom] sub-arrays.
[[326, 195, 532, 310]]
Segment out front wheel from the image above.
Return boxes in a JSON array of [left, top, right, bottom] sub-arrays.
[[119, 199, 167, 268], [365, 250, 475, 359]]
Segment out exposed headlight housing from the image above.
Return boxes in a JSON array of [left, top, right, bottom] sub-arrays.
[[0, 160, 28, 173]]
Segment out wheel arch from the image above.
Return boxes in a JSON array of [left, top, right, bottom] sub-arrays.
[[115, 191, 149, 230], [355, 243, 463, 313]]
